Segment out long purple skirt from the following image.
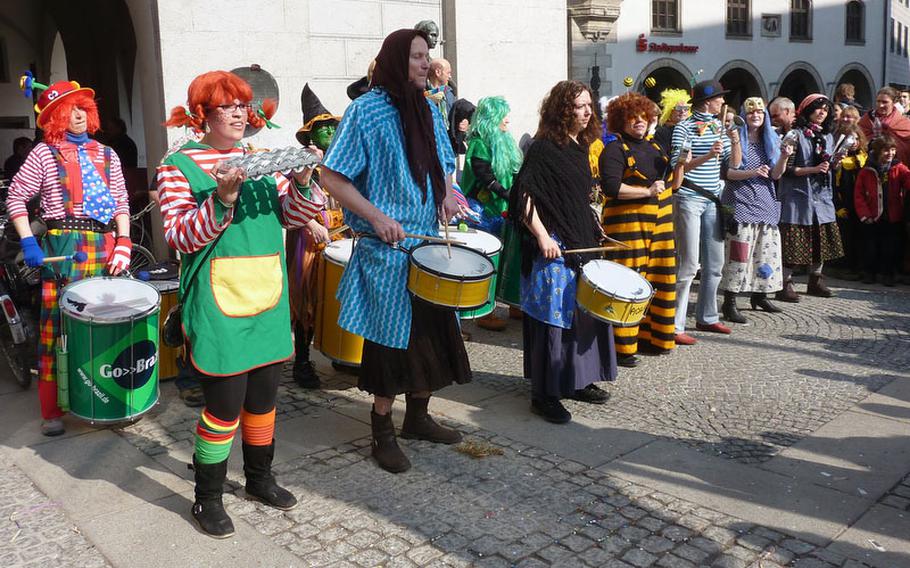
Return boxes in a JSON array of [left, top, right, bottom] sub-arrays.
[[522, 309, 617, 399]]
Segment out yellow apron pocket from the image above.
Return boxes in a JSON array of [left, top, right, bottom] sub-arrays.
[[211, 254, 283, 317]]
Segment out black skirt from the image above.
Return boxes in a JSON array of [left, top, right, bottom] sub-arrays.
[[358, 297, 472, 397], [523, 309, 617, 400]]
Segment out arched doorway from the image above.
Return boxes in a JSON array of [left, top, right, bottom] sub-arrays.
[[635, 62, 692, 104], [716, 61, 766, 110], [776, 64, 823, 107], [834, 63, 875, 110]]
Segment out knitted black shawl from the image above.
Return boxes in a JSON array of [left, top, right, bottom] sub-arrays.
[[508, 138, 602, 275]]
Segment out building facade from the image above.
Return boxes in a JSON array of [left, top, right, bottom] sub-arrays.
[[570, 0, 887, 110]]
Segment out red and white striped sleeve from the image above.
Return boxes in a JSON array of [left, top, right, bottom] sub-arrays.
[[275, 173, 322, 229], [5, 145, 50, 221], [157, 163, 233, 254], [107, 150, 130, 218]]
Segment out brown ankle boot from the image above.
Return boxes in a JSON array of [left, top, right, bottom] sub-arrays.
[[400, 396, 462, 444], [775, 279, 800, 303], [370, 408, 410, 473], [807, 274, 833, 297]]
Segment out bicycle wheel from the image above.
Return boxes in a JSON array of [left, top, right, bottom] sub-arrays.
[[130, 244, 156, 274]]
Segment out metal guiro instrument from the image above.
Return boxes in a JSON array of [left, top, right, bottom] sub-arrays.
[[222, 146, 321, 180]]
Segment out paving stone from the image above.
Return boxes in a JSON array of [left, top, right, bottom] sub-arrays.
[[622, 547, 659, 567]]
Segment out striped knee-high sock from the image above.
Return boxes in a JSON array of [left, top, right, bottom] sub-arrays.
[[194, 409, 239, 464], [241, 408, 276, 447]]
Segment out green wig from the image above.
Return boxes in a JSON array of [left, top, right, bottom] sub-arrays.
[[467, 96, 523, 185]]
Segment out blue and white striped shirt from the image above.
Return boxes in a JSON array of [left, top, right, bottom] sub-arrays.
[[670, 111, 732, 201]]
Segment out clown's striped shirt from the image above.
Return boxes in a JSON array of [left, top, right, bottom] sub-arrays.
[[157, 146, 320, 254]]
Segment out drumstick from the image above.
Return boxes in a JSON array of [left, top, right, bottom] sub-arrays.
[[328, 224, 350, 237], [602, 234, 632, 249], [403, 233, 466, 245], [44, 251, 88, 264], [444, 223, 452, 259], [563, 246, 623, 254]]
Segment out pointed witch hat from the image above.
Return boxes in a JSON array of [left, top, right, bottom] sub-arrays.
[[296, 83, 341, 145]]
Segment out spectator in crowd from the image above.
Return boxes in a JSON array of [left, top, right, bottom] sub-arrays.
[[769, 97, 796, 136], [900, 90, 910, 117], [834, 83, 858, 109], [831, 106, 868, 281], [854, 135, 910, 286], [859, 87, 910, 165], [777, 94, 844, 301], [101, 117, 138, 168], [3, 137, 32, 179], [653, 89, 691, 157], [719, 97, 791, 324], [671, 80, 742, 344]]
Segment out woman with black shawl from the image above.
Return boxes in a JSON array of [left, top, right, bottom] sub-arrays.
[[508, 80, 617, 424]]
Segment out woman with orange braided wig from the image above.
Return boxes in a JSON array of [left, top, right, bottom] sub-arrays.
[[156, 70, 322, 538], [6, 75, 131, 437]]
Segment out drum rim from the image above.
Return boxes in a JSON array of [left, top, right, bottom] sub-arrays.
[[60, 277, 162, 323], [409, 242, 495, 281], [437, 228, 503, 256], [580, 266, 654, 303]]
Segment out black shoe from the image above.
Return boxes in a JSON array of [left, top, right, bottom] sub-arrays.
[[861, 272, 876, 285], [242, 442, 298, 510], [883, 273, 896, 287], [191, 457, 235, 539], [400, 395, 462, 444], [616, 354, 641, 368], [721, 292, 747, 323], [293, 360, 321, 389], [331, 361, 359, 375], [531, 397, 571, 423], [750, 293, 782, 313], [370, 408, 411, 473], [569, 384, 611, 405], [179, 386, 205, 408]]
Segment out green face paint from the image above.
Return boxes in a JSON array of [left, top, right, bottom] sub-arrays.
[[311, 125, 336, 150]]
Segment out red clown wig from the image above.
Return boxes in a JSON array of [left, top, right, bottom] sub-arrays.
[[165, 70, 276, 132], [40, 91, 101, 146]]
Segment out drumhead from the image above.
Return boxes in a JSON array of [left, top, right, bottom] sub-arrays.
[[411, 243, 494, 280], [147, 279, 179, 293], [324, 238, 355, 265], [437, 227, 502, 255], [60, 277, 160, 322], [582, 260, 653, 301]]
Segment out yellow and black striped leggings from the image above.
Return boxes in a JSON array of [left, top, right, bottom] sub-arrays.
[[601, 193, 677, 354]]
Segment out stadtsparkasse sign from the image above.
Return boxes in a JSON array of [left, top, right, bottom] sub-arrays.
[[636, 33, 699, 54]]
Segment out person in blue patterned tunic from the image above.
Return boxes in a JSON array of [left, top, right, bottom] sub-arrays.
[[320, 29, 470, 473]]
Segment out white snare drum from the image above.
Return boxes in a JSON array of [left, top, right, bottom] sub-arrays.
[[438, 228, 502, 319], [407, 243, 495, 310], [576, 260, 654, 327]]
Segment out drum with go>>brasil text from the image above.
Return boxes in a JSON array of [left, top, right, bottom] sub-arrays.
[[58, 277, 161, 423]]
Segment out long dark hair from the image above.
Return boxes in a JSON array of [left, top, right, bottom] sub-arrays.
[[535, 81, 600, 147], [795, 97, 835, 134], [370, 29, 446, 205]]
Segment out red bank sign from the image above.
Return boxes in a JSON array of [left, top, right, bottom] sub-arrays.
[[636, 33, 699, 54]]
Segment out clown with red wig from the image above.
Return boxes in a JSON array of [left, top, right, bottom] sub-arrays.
[[156, 70, 321, 539], [6, 74, 132, 437]]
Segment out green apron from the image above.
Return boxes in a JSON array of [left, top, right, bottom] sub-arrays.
[[165, 143, 292, 376]]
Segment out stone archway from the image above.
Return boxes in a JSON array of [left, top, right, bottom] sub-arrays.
[[833, 62, 875, 109], [775, 61, 824, 106], [715, 60, 766, 110], [635, 58, 693, 103]]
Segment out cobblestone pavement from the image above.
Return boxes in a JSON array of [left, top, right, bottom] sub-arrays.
[[100, 279, 908, 567], [0, 454, 110, 568]]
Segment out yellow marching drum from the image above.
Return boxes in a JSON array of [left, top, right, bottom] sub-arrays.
[[407, 243, 495, 310], [314, 239, 364, 366], [576, 260, 654, 327]]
